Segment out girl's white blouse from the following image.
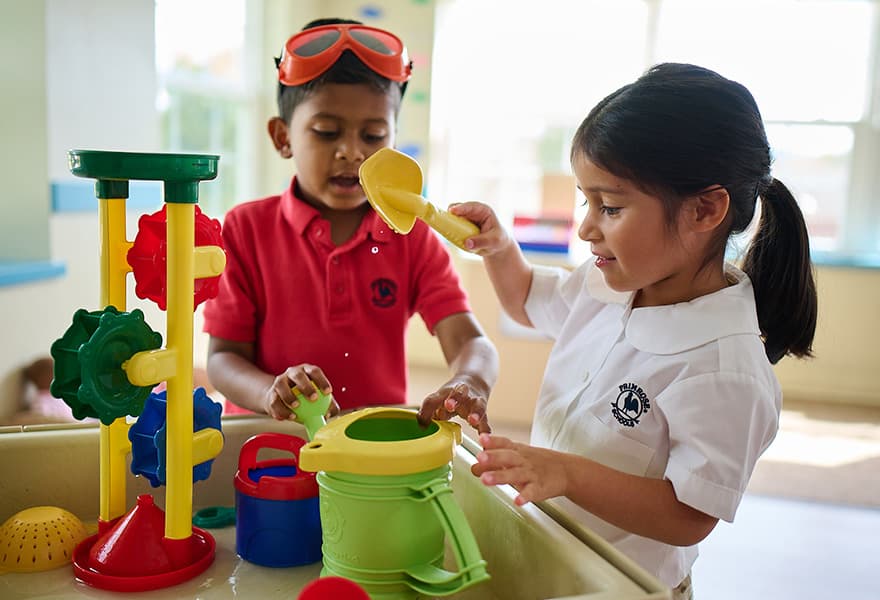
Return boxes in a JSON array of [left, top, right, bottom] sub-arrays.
[[524, 261, 780, 587]]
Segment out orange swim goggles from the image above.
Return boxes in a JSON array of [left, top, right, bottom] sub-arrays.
[[277, 24, 413, 86]]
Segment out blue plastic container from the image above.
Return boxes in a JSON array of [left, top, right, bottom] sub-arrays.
[[233, 433, 321, 567]]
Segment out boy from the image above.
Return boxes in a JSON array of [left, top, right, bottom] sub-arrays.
[[203, 18, 497, 433]]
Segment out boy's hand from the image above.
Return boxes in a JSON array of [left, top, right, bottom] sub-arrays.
[[471, 434, 568, 506], [417, 375, 491, 434], [448, 202, 514, 256], [263, 364, 338, 421]]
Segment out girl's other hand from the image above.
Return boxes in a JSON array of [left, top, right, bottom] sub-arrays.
[[449, 202, 514, 256], [263, 364, 335, 421], [417, 375, 491, 434], [471, 434, 568, 506]]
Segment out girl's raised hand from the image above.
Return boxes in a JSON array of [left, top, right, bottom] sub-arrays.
[[472, 434, 569, 506], [449, 202, 514, 256]]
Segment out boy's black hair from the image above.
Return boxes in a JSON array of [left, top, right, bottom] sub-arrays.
[[274, 18, 407, 123], [571, 63, 817, 364]]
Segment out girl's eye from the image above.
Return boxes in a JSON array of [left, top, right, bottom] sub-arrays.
[[601, 205, 621, 216]]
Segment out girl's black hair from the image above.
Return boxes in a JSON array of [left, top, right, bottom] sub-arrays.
[[275, 18, 406, 123], [571, 62, 817, 364]]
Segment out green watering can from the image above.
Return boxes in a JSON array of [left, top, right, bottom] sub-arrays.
[[297, 407, 490, 599]]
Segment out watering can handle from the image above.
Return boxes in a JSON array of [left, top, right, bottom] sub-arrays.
[[237, 432, 306, 472], [403, 482, 489, 596]]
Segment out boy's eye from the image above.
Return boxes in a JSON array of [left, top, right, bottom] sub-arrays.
[[363, 132, 388, 143], [313, 129, 338, 139]]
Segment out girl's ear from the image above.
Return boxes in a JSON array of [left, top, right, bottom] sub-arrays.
[[267, 117, 292, 158], [687, 186, 730, 233]]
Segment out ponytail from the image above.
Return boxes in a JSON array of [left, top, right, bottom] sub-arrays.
[[741, 179, 817, 364]]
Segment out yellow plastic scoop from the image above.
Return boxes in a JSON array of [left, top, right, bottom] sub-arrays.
[[359, 148, 479, 251]]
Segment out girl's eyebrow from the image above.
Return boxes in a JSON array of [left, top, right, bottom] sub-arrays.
[[578, 185, 627, 195]]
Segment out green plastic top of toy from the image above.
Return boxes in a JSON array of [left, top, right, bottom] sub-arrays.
[[68, 150, 219, 204], [290, 383, 333, 441]]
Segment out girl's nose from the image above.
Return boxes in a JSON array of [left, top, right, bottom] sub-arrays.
[[578, 209, 599, 242]]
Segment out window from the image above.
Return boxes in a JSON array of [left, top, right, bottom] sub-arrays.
[[155, 0, 260, 216], [430, 0, 880, 264]]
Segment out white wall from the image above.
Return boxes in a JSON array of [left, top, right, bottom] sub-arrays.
[[0, 0, 49, 262], [0, 0, 166, 415]]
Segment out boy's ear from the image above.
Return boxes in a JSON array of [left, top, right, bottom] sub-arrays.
[[267, 117, 292, 158], [687, 186, 730, 233]]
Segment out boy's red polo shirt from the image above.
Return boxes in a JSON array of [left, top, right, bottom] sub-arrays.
[[203, 178, 471, 412]]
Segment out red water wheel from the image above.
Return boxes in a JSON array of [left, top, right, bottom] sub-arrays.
[[128, 205, 224, 311]]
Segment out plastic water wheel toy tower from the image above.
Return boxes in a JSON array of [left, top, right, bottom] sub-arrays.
[[50, 150, 227, 591]]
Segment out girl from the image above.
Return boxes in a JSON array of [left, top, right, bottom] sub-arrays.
[[451, 63, 817, 597]]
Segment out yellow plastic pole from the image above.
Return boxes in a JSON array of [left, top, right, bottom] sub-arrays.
[[98, 197, 132, 522], [164, 202, 195, 540]]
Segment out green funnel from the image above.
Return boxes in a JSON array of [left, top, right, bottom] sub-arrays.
[[290, 384, 332, 440]]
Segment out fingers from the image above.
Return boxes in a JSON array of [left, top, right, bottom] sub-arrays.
[[417, 392, 448, 427], [447, 203, 508, 255], [448, 201, 490, 221], [466, 410, 492, 434], [327, 396, 341, 417], [286, 364, 332, 401], [440, 383, 491, 433], [265, 364, 334, 421], [471, 439, 565, 506]]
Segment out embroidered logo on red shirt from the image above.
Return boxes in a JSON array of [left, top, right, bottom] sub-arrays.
[[370, 278, 397, 308], [611, 382, 650, 427]]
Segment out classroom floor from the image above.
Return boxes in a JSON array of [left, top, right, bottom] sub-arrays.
[[409, 366, 880, 600]]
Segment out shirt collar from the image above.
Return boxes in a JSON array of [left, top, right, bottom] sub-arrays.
[[280, 176, 395, 243], [586, 262, 761, 354]]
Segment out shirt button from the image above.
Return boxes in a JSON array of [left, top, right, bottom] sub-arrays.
[[341, 386, 347, 393], [344, 352, 349, 358], [316, 229, 322, 236], [371, 246, 379, 254]]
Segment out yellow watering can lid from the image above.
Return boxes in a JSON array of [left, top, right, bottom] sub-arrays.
[[298, 407, 462, 476]]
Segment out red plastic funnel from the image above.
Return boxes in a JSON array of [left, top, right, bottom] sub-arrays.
[[73, 494, 215, 592]]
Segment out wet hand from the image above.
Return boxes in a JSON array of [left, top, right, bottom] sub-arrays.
[[263, 364, 335, 421], [471, 434, 568, 506], [417, 375, 491, 434]]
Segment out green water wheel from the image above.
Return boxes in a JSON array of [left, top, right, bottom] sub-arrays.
[[50, 307, 163, 425], [50, 308, 106, 421]]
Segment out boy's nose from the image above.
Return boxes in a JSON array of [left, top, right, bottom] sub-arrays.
[[335, 137, 366, 162]]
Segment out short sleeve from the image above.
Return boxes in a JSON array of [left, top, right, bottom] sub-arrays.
[[660, 371, 779, 522], [202, 209, 259, 343], [408, 226, 470, 333]]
